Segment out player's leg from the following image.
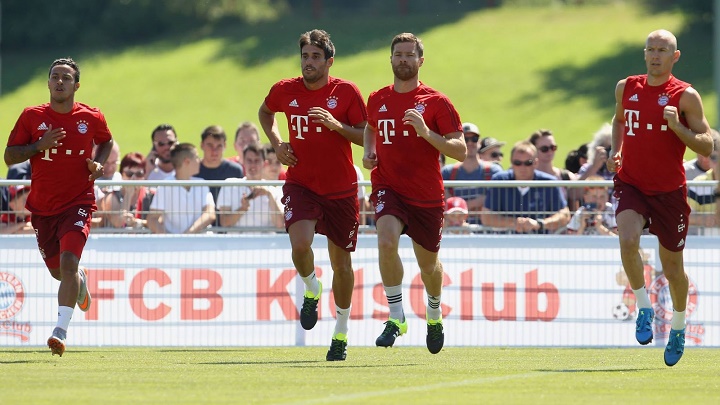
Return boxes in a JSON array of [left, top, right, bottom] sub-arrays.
[[374, 214, 408, 347], [325, 241, 353, 361], [413, 242, 445, 354], [288, 219, 321, 330]]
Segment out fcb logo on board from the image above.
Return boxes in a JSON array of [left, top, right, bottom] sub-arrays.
[[649, 274, 704, 344], [77, 120, 89, 134], [0, 272, 32, 342], [657, 93, 670, 107], [326, 96, 338, 109]]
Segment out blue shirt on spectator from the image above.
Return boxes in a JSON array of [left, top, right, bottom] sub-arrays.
[[484, 169, 567, 219]]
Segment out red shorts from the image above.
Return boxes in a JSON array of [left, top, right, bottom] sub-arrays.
[[371, 188, 444, 253], [282, 183, 359, 252], [613, 176, 690, 252], [31, 205, 93, 268]]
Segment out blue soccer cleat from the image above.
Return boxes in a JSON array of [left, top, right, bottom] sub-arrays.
[[664, 328, 686, 367], [635, 307, 654, 345]]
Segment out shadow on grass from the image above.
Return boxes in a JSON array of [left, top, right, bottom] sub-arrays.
[[535, 368, 650, 373], [0, 5, 480, 95], [522, 23, 713, 114]]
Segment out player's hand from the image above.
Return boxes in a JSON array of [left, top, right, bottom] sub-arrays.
[[86, 158, 104, 181], [606, 150, 621, 173], [402, 109, 429, 138], [36, 125, 66, 151], [663, 106, 681, 130], [274, 141, 297, 167], [308, 107, 342, 132], [363, 151, 378, 170]]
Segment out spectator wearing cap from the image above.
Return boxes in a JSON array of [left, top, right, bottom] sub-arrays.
[[441, 122, 501, 225], [443, 196, 477, 234], [482, 141, 569, 234], [478, 136, 506, 167], [0, 185, 33, 234]]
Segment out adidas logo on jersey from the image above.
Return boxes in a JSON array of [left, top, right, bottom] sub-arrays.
[[345, 241, 354, 249], [289, 99, 299, 107], [628, 94, 638, 102], [74, 220, 85, 227], [677, 238, 685, 248], [37, 122, 49, 131], [379, 104, 387, 112]]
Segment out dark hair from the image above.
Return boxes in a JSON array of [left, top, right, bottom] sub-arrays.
[[49, 57, 80, 82], [391, 33, 424, 57], [120, 152, 146, 172], [151, 124, 177, 141], [564, 144, 589, 173], [528, 129, 553, 146], [170, 143, 197, 168], [201, 125, 226, 142], [243, 141, 265, 160], [299, 29, 335, 60]]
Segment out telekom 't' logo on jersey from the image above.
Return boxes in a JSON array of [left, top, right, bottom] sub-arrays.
[[289, 115, 309, 140], [624, 109, 640, 136], [377, 119, 412, 145]]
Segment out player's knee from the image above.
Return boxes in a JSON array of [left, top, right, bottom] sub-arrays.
[[618, 232, 640, 251], [58, 251, 80, 273]]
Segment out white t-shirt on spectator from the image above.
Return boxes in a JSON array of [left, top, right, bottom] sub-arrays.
[[149, 176, 214, 234], [216, 178, 283, 229], [567, 202, 616, 234]]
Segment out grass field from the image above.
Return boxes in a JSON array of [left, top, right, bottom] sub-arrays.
[[1, 3, 715, 176], [4, 346, 720, 404]]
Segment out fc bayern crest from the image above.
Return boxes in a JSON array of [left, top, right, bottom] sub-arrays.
[[649, 273, 698, 323], [657, 93, 670, 107], [0, 272, 25, 320], [77, 120, 89, 134], [414, 102, 426, 114], [326, 96, 338, 109]]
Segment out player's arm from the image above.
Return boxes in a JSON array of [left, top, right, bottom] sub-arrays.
[[362, 123, 378, 170], [608, 79, 627, 173], [668, 87, 713, 157], [5, 125, 66, 165], [308, 106, 365, 146], [403, 109, 466, 161], [87, 138, 114, 181], [259, 102, 296, 167]]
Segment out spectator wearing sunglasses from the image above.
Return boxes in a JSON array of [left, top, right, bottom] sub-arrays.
[[97, 152, 154, 229], [478, 136, 506, 167], [481, 140, 569, 234], [529, 128, 577, 182], [146, 123, 178, 181], [441, 122, 501, 224]]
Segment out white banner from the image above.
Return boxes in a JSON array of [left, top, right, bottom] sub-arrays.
[[1, 234, 718, 347]]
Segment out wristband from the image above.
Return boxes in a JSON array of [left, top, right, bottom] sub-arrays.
[[537, 219, 545, 233]]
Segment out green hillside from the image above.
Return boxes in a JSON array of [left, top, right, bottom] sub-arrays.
[[1, 3, 715, 176]]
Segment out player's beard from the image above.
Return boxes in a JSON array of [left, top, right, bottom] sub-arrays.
[[302, 67, 324, 84], [392, 63, 418, 81]]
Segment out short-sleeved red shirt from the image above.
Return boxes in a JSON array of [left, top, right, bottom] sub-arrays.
[[264, 77, 367, 199], [367, 83, 462, 207], [7, 102, 112, 215]]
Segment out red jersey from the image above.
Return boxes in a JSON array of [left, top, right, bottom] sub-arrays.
[[7, 102, 113, 215], [263, 77, 367, 199], [618, 74, 690, 195], [367, 83, 462, 207]]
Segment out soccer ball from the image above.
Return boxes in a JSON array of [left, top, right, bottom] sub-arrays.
[[612, 303, 631, 321]]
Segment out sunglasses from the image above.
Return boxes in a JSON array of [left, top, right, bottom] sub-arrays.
[[538, 144, 558, 153], [464, 135, 480, 143], [154, 140, 176, 148], [491, 151, 503, 158], [512, 159, 535, 167], [123, 170, 145, 178]]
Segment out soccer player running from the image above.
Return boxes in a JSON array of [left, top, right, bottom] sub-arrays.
[[608, 30, 713, 366], [363, 33, 466, 354], [258, 29, 367, 361], [4, 58, 114, 356]]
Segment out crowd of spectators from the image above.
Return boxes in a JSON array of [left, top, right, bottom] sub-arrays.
[[2, 122, 719, 235]]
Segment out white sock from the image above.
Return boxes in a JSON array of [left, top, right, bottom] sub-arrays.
[[632, 286, 652, 309], [427, 293, 442, 321], [383, 284, 404, 322], [671, 310, 686, 330], [56, 306, 74, 331], [334, 305, 350, 337], [301, 271, 320, 297]]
